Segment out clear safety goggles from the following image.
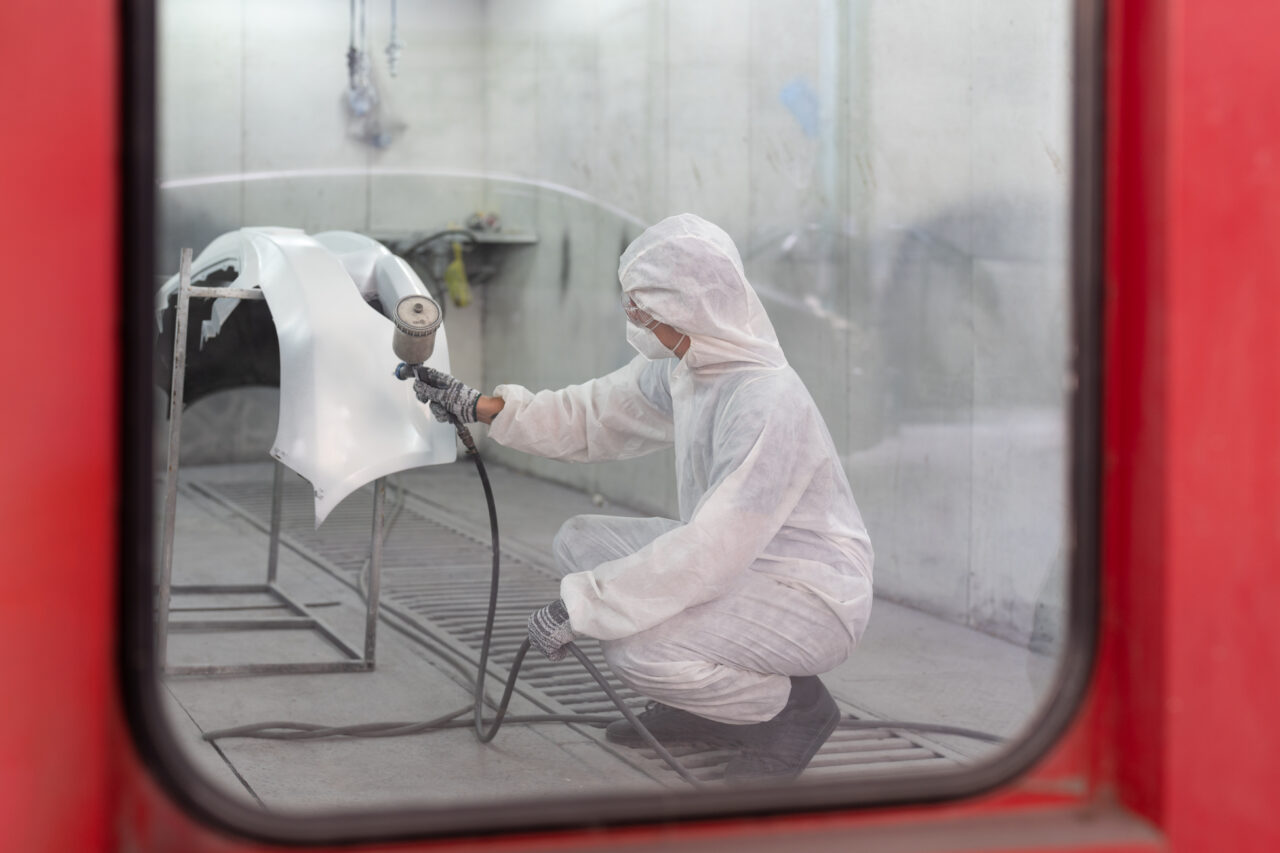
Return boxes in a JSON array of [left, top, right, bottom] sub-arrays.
[[621, 293, 660, 329]]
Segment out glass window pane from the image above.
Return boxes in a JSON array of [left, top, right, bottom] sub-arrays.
[[140, 0, 1093, 837]]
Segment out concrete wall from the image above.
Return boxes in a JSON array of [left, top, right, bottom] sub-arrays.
[[156, 0, 1071, 649]]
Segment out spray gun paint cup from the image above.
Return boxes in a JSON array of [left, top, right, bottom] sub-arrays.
[[392, 295, 443, 366]]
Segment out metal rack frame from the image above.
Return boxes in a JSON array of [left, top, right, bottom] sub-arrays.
[[156, 248, 384, 677]]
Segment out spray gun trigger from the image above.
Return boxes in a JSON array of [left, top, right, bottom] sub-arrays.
[[394, 362, 424, 381]]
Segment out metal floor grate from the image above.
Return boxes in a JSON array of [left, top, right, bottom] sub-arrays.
[[190, 467, 959, 784]]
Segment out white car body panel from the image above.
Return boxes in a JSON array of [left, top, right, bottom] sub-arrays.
[[157, 227, 456, 525]]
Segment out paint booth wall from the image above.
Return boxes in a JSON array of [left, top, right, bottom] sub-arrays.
[[155, 0, 494, 461], [156, 0, 1071, 650], [475, 0, 1071, 651]]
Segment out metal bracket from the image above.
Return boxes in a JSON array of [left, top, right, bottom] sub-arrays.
[[156, 247, 384, 677]]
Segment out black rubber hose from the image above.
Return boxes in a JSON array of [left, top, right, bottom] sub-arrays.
[[201, 422, 1003, 783], [204, 422, 708, 786], [402, 228, 477, 257], [204, 711, 620, 741], [457, 426, 703, 784], [467, 426, 505, 743], [835, 719, 1004, 744]]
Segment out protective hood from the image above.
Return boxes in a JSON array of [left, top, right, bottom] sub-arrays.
[[619, 214, 787, 372]]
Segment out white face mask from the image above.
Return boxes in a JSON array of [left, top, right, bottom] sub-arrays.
[[626, 322, 677, 360]]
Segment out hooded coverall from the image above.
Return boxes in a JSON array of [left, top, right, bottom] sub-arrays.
[[488, 214, 874, 724]]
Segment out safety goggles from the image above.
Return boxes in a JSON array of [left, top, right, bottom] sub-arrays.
[[621, 293, 659, 329]]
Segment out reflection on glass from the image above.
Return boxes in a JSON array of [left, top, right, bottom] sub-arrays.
[[153, 0, 1073, 819]]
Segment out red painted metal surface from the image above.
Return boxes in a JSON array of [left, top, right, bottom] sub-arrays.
[[1100, 4, 1280, 852], [0, 0, 118, 850], [1102, 0, 1172, 826], [3, 0, 1280, 849], [1162, 1, 1280, 847]]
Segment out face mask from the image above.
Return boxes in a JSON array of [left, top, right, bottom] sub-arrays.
[[626, 323, 676, 360]]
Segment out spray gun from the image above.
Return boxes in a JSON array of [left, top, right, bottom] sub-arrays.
[[204, 289, 1003, 780], [200, 275, 781, 783], [389, 294, 479, 454]]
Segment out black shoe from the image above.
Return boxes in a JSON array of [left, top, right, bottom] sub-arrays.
[[722, 676, 840, 785], [605, 702, 749, 748]]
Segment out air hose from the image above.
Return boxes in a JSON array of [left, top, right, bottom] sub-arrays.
[[205, 423, 706, 786], [202, 423, 1002, 787]]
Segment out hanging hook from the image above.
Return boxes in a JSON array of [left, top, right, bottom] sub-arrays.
[[386, 0, 404, 78], [346, 0, 358, 90]]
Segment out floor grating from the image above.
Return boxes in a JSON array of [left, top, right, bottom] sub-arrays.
[[188, 466, 959, 784]]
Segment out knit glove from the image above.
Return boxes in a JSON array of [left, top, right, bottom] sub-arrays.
[[412, 367, 481, 424], [527, 599, 575, 661]]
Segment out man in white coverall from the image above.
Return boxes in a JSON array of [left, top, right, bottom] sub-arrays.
[[413, 214, 873, 784]]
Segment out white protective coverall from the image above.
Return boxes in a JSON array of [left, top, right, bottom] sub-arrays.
[[488, 214, 873, 724]]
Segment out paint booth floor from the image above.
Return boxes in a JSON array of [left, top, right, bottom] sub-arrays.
[[158, 459, 1057, 815]]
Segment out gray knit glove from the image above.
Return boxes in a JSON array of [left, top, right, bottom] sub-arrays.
[[527, 599, 575, 661], [413, 367, 481, 424]]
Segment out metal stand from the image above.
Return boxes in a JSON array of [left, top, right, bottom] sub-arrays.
[[156, 248, 384, 677]]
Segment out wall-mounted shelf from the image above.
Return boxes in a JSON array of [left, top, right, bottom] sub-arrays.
[[371, 228, 538, 248], [468, 231, 538, 245], [374, 227, 538, 290]]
